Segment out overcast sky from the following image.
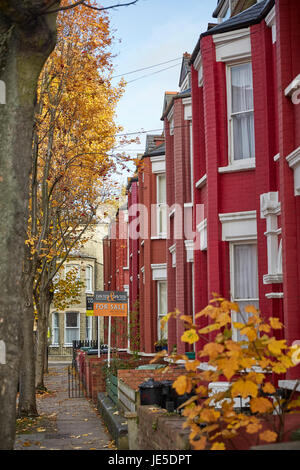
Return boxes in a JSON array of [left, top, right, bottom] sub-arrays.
[[101, 0, 214, 177]]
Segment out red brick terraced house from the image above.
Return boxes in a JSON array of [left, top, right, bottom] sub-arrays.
[[190, 0, 300, 383], [161, 55, 195, 355], [103, 203, 129, 350], [127, 135, 168, 355]]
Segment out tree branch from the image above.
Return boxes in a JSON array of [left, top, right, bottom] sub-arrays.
[[41, 0, 139, 15]]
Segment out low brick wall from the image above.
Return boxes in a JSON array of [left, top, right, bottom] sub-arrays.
[[137, 405, 190, 450], [118, 365, 184, 391]]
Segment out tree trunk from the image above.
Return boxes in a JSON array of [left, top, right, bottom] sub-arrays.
[[18, 249, 38, 418], [0, 7, 58, 449], [35, 286, 53, 390]]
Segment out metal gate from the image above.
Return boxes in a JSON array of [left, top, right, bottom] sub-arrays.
[[67, 365, 87, 398]]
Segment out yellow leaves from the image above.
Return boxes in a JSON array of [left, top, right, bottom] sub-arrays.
[[200, 408, 221, 423], [180, 315, 193, 324], [269, 317, 284, 330], [211, 442, 226, 450], [231, 380, 258, 399], [262, 382, 276, 394], [250, 397, 273, 414], [198, 323, 220, 335], [240, 326, 257, 342], [160, 313, 172, 330], [216, 357, 239, 381], [259, 430, 277, 443], [201, 342, 224, 359], [185, 360, 200, 372], [272, 363, 287, 374], [267, 339, 287, 356], [172, 375, 192, 396], [181, 329, 199, 345]]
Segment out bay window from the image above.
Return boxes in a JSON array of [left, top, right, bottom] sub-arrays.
[[157, 281, 168, 340], [156, 173, 167, 237], [52, 312, 59, 346], [230, 243, 259, 341], [228, 62, 255, 162], [64, 312, 80, 345]]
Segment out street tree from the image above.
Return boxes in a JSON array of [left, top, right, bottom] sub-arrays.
[[0, 0, 138, 450]]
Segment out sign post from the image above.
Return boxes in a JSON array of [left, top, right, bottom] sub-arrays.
[[93, 291, 128, 368]]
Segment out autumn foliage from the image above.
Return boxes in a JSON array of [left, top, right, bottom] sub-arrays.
[[153, 296, 300, 450]]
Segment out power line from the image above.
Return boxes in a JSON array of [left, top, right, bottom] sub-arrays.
[[111, 57, 182, 79], [116, 122, 191, 137], [126, 63, 181, 84]]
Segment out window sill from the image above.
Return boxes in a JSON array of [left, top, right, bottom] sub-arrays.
[[151, 235, 167, 240], [49, 344, 59, 348], [218, 161, 255, 173]]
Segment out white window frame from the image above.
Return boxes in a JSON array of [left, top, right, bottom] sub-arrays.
[[51, 312, 59, 346], [157, 281, 168, 341], [85, 315, 92, 341], [85, 265, 93, 293], [156, 173, 167, 238], [64, 311, 80, 346], [226, 60, 255, 167], [229, 241, 259, 342]]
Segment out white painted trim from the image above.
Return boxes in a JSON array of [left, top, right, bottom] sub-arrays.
[[184, 240, 194, 263], [151, 263, 167, 281], [278, 380, 300, 392], [265, 5, 276, 43], [263, 274, 283, 285], [219, 211, 257, 242], [213, 28, 251, 63], [196, 218, 207, 251], [195, 174, 207, 188], [286, 146, 300, 196], [284, 74, 300, 98], [218, 160, 255, 173], [150, 154, 166, 174], [265, 292, 283, 299], [169, 243, 176, 268], [273, 153, 280, 162]]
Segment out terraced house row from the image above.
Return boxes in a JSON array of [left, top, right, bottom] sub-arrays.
[[103, 0, 300, 383]]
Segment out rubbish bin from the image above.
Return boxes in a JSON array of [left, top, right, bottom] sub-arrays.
[[139, 378, 163, 407], [160, 380, 175, 412]]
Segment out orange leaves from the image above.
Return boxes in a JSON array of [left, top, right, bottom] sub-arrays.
[[172, 375, 193, 396], [259, 430, 277, 443], [231, 379, 258, 399], [165, 299, 300, 451], [250, 397, 273, 414]]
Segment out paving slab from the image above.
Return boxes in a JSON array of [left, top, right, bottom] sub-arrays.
[[15, 364, 114, 450]]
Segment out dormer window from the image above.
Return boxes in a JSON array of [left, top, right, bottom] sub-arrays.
[[217, 0, 231, 23]]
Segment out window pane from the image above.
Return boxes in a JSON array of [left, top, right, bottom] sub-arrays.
[[53, 312, 59, 328], [234, 244, 258, 300], [232, 112, 255, 160], [157, 174, 166, 203], [66, 312, 78, 328], [158, 282, 168, 340], [231, 63, 253, 114], [65, 328, 79, 344], [86, 266, 92, 292]]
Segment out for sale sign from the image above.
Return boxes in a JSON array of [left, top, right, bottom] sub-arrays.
[[93, 291, 128, 317]]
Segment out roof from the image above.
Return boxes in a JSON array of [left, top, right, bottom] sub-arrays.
[[160, 88, 191, 121], [190, 0, 274, 64], [143, 142, 165, 158], [178, 53, 191, 87]]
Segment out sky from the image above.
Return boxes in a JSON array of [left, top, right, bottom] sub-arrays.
[[100, 0, 214, 173]]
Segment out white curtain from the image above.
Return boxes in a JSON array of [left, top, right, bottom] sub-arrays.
[[231, 63, 255, 160], [65, 312, 80, 344], [158, 281, 168, 339], [233, 244, 259, 341]]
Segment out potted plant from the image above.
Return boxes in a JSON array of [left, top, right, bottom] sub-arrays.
[[154, 337, 168, 352]]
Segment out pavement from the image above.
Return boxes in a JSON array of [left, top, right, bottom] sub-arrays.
[[14, 364, 114, 450]]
